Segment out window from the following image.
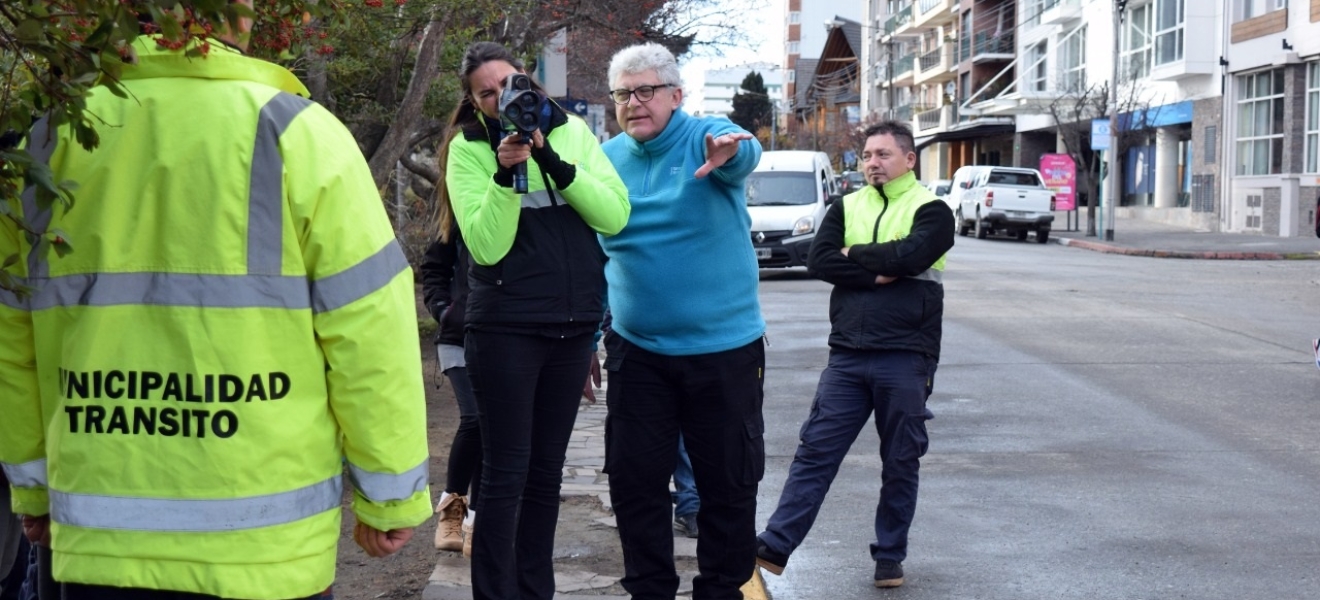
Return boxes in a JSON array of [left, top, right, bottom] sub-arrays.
[[788, 41, 800, 54], [1121, 3, 1152, 80], [1306, 63, 1320, 173], [1153, 0, 1184, 66], [1061, 26, 1087, 92], [1027, 41, 1048, 92], [1026, 0, 1046, 26], [788, 70, 796, 83], [1239, 0, 1286, 20], [790, 11, 800, 24], [1236, 69, 1285, 176]]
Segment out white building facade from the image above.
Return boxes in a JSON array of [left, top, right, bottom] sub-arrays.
[[698, 63, 785, 117], [1222, 0, 1320, 236]]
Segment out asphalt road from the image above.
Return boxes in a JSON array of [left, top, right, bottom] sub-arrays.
[[753, 236, 1320, 600]]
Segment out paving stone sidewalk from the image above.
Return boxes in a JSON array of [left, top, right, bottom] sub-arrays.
[[422, 392, 770, 600]]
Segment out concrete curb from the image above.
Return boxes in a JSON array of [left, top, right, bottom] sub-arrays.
[[1051, 237, 1320, 260]]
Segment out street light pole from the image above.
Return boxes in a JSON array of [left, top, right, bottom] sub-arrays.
[[1105, 0, 1124, 242]]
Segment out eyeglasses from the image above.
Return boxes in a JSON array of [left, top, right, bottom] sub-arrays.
[[609, 84, 674, 105]]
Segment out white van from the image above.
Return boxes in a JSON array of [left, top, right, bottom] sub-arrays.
[[745, 151, 840, 268]]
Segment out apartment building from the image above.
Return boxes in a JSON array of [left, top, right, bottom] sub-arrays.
[[864, 0, 1020, 183], [860, 0, 1305, 234], [698, 63, 785, 118], [784, 0, 861, 113], [1223, 0, 1320, 236]]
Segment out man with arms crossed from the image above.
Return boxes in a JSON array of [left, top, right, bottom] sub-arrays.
[[756, 121, 954, 589]]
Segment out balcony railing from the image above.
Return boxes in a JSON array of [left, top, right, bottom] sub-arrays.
[[884, 3, 913, 35], [895, 54, 915, 76], [972, 31, 1015, 57], [918, 47, 945, 73], [918, 0, 943, 15], [915, 105, 958, 133]]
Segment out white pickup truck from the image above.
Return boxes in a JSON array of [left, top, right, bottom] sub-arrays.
[[952, 166, 1056, 243]]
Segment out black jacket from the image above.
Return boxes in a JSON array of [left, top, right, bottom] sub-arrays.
[[419, 225, 470, 346], [806, 191, 955, 359], [460, 104, 606, 336]]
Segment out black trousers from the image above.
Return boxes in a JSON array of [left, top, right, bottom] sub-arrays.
[[465, 330, 593, 600], [604, 333, 765, 600]]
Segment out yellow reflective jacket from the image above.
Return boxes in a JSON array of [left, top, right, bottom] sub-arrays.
[[0, 38, 431, 599]]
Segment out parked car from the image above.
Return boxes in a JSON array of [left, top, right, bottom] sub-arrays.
[[838, 170, 867, 194], [952, 166, 1056, 243], [924, 178, 953, 212], [746, 151, 840, 267]]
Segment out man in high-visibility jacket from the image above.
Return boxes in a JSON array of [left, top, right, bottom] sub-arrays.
[[0, 8, 431, 600]]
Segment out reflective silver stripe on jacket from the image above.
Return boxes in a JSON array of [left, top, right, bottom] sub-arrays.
[[520, 190, 554, 210], [311, 239, 410, 313], [27, 272, 311, 310], [909, 269, 943, 284], [21, 116, 58, 281], [1, 459, 48, 488], [347, 458, 429, 503], [248, 93, 313, 275], [15, 93, 407, 313], [50, 475, 342, 532]]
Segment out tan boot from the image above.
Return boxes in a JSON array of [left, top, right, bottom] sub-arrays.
[[433, 493, 467, 551], [461, 515, 474, 558]]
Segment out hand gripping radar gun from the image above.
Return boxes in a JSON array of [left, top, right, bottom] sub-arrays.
[[498, 73, 541, 194]]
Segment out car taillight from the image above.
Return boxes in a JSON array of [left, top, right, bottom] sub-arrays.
[[985, 189, 993, 208], [1050, 195, 1057, 211]]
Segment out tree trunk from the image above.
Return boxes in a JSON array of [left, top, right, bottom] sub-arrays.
[[367, 12, 450, 188]]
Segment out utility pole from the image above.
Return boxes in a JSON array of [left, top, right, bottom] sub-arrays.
[[1105, 0, 1126, 242]]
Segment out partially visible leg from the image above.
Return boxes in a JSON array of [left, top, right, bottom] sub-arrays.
[[466, 331, 540, 600], [678, 340, 764, 600], [515, 334, 593, 600], [444, 365, 483, 506], [604, 334, 682, 600], [760, 350, 874, 561], [672, 436, 699, 537], [869, 351, 936, 564]]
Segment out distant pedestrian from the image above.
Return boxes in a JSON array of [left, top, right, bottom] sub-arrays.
[[599, 41, 766, 600], [436, 41, 629, 600], [756, 121, 954, 588]]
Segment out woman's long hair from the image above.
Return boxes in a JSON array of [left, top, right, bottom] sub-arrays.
[[433, 42, 525, 243]]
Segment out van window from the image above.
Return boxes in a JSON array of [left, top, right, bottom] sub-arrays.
[[746, 172, 819, 206]]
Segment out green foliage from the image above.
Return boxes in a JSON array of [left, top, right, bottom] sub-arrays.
[[729, 71, 772, 135], [1, 0, 338, 293]]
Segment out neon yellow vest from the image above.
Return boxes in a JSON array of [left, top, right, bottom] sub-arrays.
[[842, 171, 947, 272], [0, 38, 431, 599]]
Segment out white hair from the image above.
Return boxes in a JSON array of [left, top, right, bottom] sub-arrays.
[[608, 43, 683, 89]]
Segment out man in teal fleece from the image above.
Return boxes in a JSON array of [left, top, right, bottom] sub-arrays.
[[599, 42, 766, 600]]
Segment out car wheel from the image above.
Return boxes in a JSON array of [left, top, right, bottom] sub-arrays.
[[956, 209, 969, 236], [1016, 230, 1028, 242], [1036, 229, 1050, 244], [974, 212, 987, 239]]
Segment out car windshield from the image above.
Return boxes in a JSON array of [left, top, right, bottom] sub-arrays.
[[844, 172, 865, 185], [934, 184, 950, 196], [745, 172, 818, 206]]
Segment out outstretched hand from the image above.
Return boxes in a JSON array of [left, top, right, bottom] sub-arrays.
[[694, 132, 754, 178]]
